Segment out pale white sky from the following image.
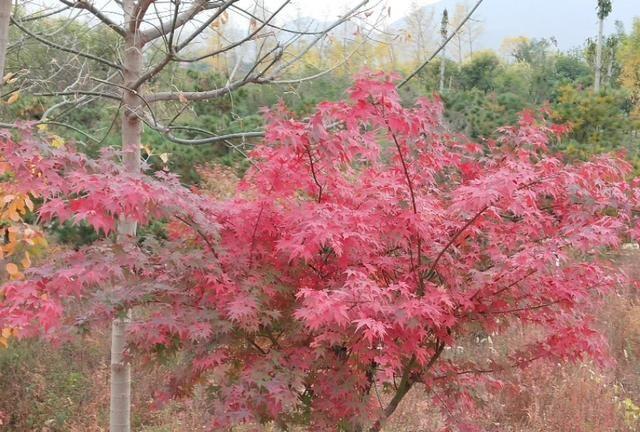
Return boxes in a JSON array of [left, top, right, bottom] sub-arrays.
[[28, 0, 440, 24], [282, 0, 439, 21]]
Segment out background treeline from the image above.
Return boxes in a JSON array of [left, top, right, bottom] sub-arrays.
[[3, 5, 640, 184]]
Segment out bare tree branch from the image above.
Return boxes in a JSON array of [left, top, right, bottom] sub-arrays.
[[140, 0, 225, 44], [57, 0, 126, 37], [131, 0, 237, 89], [399, 0, 484, 88], [228, 3, 328, 36], [17, 5, 71, 22], [35, 90, 121, 100], [11, 16, 122, 70], [267, 0, 370, 77], [176, 0, 291, 63], [160, 127, 264, 145], [146, 74, 253, 102]]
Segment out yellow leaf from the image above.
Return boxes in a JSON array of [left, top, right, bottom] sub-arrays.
[[50, 135, 65, 148], [37, 123, 49, 132], [0, 336, 7, 349], [6, 263, 19, 276], [6, 91, 20, 105], [6, 207, 19, 222], [21, 252, 31, 269], [2, 72, 15, 83], [24, 196, 34, 212], [159, 153, 170, 164]]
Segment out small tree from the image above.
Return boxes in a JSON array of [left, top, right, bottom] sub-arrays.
[[1, 74, 639, 431], [439, 9, 449, 92], [594, 0, 613, 92]]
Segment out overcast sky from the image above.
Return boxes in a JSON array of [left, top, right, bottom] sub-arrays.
[[280, 0, 438, 21], [25, 0, 640, 51]]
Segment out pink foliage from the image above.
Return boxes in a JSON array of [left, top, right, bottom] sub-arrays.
[[1, 73, 639, 430]]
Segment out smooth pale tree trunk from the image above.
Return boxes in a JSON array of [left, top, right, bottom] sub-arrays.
[[110, 0, 143, 430], [110, 315, 131, 432], [0, 0, 11, 86], [439, 45, 446, 93], [594, 17, 604, 92], [606, 46, 614, 88]]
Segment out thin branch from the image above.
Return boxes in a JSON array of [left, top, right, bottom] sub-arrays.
[[433, 355, 543, 381], [175, 0, 237, 52], [34, 90, 121, 100], [18, 5, 70, 22], [268, 0, 369, 77], [176, 0, 291, 63], [269, 41, 363, 85], [174, 214, 220, 260], [57, 0, 126, 37], [424, 205, 488, 282], [140, 0, 224, 44], [11, 17, 122, 70], [161, 129, 264, 145], [487, 300, 561, 315], [248, 204, 265, 269], [146, 75, 253, 102], [0, 119, 100, 143], [305, 145, 323, 203], [380, 105, 424, 295], [399, 0, 484, 88], [229, 4, 328, 35]]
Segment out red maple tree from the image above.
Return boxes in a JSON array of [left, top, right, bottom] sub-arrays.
[[1, 73, 639, 431]]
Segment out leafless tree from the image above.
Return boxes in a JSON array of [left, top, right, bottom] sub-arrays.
[[439, 8, 448, 92], [404, 1, 435, 65]]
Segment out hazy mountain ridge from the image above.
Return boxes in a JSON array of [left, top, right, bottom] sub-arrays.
[[284, 0, 638, 53], [402, 0, 638, 51]]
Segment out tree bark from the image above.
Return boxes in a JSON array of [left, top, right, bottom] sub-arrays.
[[594, 17, 604, 92], [0, 0, 11, 86], [605, 45, 614, 88], [439, 45, 446, 93], [110, 0, 143, 430], [110, 315, 131, 432], [368, 367, 414, 432]]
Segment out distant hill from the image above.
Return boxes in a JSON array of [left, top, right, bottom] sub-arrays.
[[284, 0, 638, 56]]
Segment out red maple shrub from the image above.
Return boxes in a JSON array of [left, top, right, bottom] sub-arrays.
[[1, 73, 639, 431]]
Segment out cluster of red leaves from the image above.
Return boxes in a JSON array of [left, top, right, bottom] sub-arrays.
[[1, 73, 639, 431]]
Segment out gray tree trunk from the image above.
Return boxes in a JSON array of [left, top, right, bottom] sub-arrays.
[[594, 17, 604, 92], [110, 0, 143, 430], [439, 45, 446, 93], [0, 0, 11, 86], [605, 46, 614, 88], [110, 315, 131, 432]]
